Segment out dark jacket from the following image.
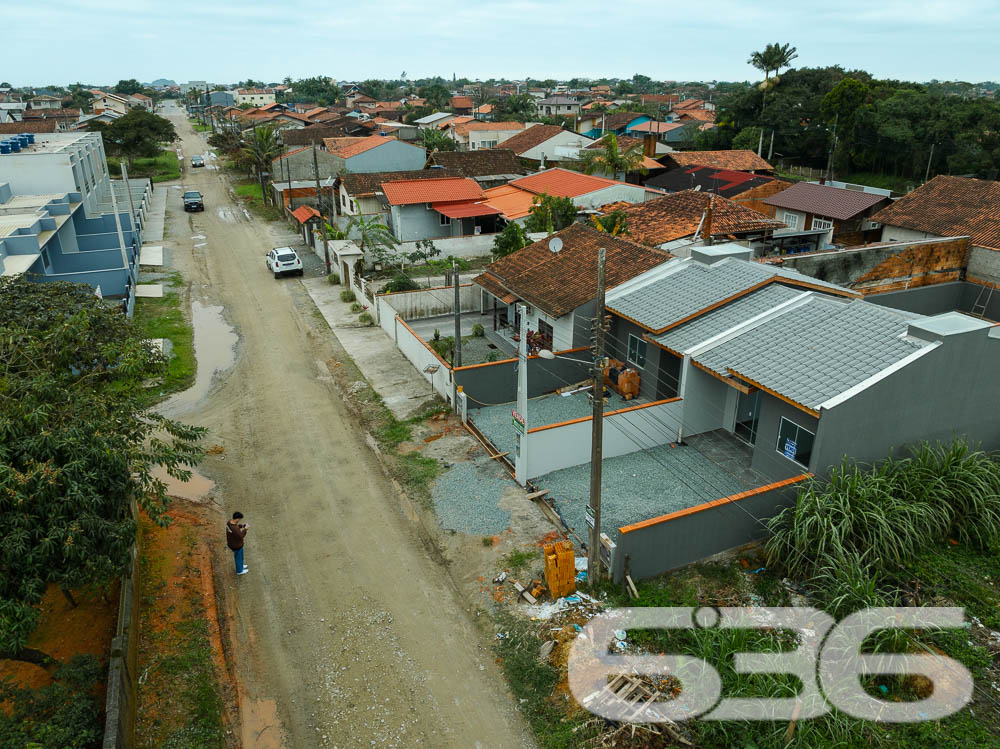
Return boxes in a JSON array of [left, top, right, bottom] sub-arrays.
[[226, 521, 248, 550]]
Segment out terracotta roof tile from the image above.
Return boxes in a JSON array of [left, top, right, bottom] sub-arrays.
[[663, 150, 773, 172], [426, 149, 527, 178], [628, 120, 688, 134], [329, 134, 398, 158], [677, 109, 716, 122], [613, 190, 786, 245], [322, 136, 367, 152], [481, 184, 537, 220], [341, 169, 461, 197], [493, 124, 565, 155], [595, 112, 645, 131], [450, 96, 474, 109], [381, 177, 484, 205], [872, 175, 1000, 250], [510, 168, 621, 198], [452, 120, 524, 137], [272, 146, 310, 162], [764, 181, 890, 221], [0, 120, 56, 133], [473, 223, 670, 317], [291, 205, 321, 223], [585, 135, 643, 151]]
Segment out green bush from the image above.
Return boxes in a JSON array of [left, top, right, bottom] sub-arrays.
[[486, 350, 502, 362], [358, 311, 374, 326], [349, 302, 362, 313], [382, 272, 421, 293], [472, 323, 485, 337], [327, 272, 340, 285], [0, 655, 104, 748], [339, 289, 356, 303]]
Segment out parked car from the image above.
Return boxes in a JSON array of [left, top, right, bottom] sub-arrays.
[[183, 190, 204, 212], [191, 155, 205, 167], [265, 247, 303, 278]]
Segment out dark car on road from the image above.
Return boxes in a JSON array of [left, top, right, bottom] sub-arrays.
[[183, 190, 204, 212], [191, 155, 205, 167]]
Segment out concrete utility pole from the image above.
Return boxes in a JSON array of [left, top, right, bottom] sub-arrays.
[[825, 113, 839, 182], [312, 142, 330, 273], [587, 248, 607, 583], [768, 129, 775, 161], [756, 128, 764, 157], [514, 303, 529, 486], [924, 142, 936, 183], [453, 259, 462, 368]]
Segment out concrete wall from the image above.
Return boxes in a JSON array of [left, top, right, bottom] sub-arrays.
[[468, 128, 522, 151], [520, 130, 595, 163], [750, 393, 820, 480], [376, 283, 479, 323], [456, 351, 590, 407], [867, 281, 1000, 321], [968, 245, 1000, 286], [389, 204, 467, 242], [274, 148, 340, 182], [814, 326, 1000, 470], [341, 140, 426, 174], [394, 231, 500, 258], [607, 316, 680, 401], [525, 399, 684, 478], [678, 364, 730, 438], [779, 237, 971, 292], [573, 183, 651, 210], [392, 316, 454, 402], [611, 476, 807, 582]]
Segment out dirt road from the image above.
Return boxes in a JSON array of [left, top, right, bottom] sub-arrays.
[[156, 103, 533, 748]]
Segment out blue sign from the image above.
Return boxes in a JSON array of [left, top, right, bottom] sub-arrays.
[[783, 438, 797, 460]]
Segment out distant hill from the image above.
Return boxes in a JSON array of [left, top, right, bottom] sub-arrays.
[[147, 78, 177, 88]]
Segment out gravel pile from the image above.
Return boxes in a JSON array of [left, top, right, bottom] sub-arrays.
[[470, 390, 629, 456], [538, 444, 751, 540], [432, 458, 513, 535]]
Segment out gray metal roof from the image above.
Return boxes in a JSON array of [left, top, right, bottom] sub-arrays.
[[607, 257, 848, 332], [692, 296, 927, 410], [654, 283, 803, 352]]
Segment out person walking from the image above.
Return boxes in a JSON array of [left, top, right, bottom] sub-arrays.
[[226, 511, 249, 575]]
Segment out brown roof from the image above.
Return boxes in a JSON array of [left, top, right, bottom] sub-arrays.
[[663, 150, 773, 172], [596, 111, 646, 131], [282, 122, 359, 145], [452, 120, 524, 137], [585, 135, 643, 151], [322, 136, 368, 153], [676, 109, 716, 122], [450, 96, 474, 109], [493, 124, 565, 155], [426, 149, 526, 178], [871, 175, 1000, 251], [473, 223, 670, 317], [0, 120, 57, 133], [341, 169, 460, 197], [613, 191, 786, 245], [764, 181, 890, 221]]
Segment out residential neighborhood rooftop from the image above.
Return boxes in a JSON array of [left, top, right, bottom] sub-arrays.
[[380, 176, 484, 205], [426, 149, 526, 178], [663, 149, 773, 172], [645, 165, 780, 197], [764, 181, 890, 220], [872, 175, 1000, 251], [491, 124, 565, 155], [341, 169, 460, 196], [510, 168, 628, 198]]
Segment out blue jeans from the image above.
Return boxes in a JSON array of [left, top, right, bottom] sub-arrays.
[[233, 546, 245, 573]]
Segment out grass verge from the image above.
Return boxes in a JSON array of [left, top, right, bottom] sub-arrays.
[[233, 180, 284, 221], [132, 271, 194, 400], [108, 150, 179, 183]]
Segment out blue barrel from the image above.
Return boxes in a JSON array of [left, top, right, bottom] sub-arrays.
[[24, 133, 35, 144], [8, 139, 20, 152], [0, 143, 10, 154]]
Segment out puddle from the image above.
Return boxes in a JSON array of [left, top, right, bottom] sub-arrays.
[[191, 234, 206, 240], [216, 207, 236, 222], [194, 242, 207, 248], [166, 300, 238, 409], [150, 464, 215, 502]]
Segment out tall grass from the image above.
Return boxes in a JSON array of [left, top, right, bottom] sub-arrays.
[[765, 440, 1000, 600]]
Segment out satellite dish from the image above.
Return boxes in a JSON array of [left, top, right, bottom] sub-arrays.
[[693, 185, 702, 191], [549, 237, 563, 253]]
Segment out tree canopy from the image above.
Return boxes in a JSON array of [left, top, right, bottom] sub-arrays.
[[88, 109, 176, 169], [525, 193, 577, 234], [113, 78, 144, 95], [0, 279, 204, 655]]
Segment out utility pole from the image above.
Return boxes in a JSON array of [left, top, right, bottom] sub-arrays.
[[756, 128, 764, 158], [825, 113, 838, 182], [312, 142, 331, 274], [587, 248, 607, 583], [924, 142, 936, 183], [767, 129, 775, 161], [452, 259, 463, 412], [514, 303, 529, 487]]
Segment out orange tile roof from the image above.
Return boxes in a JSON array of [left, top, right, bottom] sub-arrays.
[[612, 190, 786, 245], [441, 115, 475, 130], [473, 223, 670, 317], [677, 109, 716, 122], [452, 120, 525, 137], [272, 146, 310, 162], [304, 107, 328, 119], [381, 177, 484, 205], [481, 184, 537, 220], [329, 134, 398, 158], [291, 205, 321, 223], [664, 150, 772, 172], [322, 136, 367, 152], [450, 96, 474, 109], [473, 104, 494, 114], [510, 168, 621, 198], [628, 120, 688, 134], [497, 124, 566, 155]]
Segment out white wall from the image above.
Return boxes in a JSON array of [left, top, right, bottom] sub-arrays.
[[377, 283, 480, 322], [774, 208, 808, 233], [575, 183, 650, 211], [393, 315, 454, 402], [679, 361, 730, 438], [525, 399, 684, 478], [879, 224, 943, 243], [468, 128, 522, 150], [394, 233, 499, 259], [520, 130, 595, 162]]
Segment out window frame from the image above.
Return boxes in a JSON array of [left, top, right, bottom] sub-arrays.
[[782, 211, 800, 230], [627, 333, 647, 368], [775, 416, 815, 468], [439, 212, 451, 226], [811, 217, 833, 231]]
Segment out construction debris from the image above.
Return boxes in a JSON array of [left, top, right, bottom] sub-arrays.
[[579, 673, 691, 746], [205, 444, 225, 455], [544, 540, 577, 598], [512, 580, 537, 604]]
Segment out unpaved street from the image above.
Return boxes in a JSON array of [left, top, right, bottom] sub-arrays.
[[157, 104, 533, 748]]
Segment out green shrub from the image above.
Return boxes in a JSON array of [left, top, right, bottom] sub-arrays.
[[382, 272, 421, 293], [350, 302, 362, 313], [327, 272, 340, 285], [472, 323, 485, 337], [486, 350, 502, 362], [358, 311, 374, 326], [339, 289, 356, 303], [430, 335, 454, 363]]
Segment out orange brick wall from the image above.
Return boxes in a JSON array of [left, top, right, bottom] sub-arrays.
[[853, 237, 971, 295], [732, 179, 793, 217]]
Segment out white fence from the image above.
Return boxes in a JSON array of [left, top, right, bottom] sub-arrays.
[[391, 316, 454, 403], [375, 283, 480, 325], [395, 232, 548, 261], [524, 398, 684, 479]]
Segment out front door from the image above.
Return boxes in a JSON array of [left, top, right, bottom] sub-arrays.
[[733, 389, 762, 445]]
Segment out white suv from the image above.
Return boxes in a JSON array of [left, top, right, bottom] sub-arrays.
[[265, 247, 304, 278]]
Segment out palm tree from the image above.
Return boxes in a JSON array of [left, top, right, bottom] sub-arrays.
[[579, 133, 647, 180], [422, 128, 457, 153], [749, 42, 798, 112], [345, 214, 398, 268], [240, 125, 282, 205]]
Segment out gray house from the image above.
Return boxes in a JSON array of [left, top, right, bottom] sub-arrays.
[[326, 134, 426, 174], [381, 175, 502, 242], [605, 245, 1000, 482]]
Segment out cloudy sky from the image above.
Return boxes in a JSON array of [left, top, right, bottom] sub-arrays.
[[5, 0, 995, 86]]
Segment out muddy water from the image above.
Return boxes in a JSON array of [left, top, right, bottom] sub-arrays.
[[150, 464, 216, 501], [165, 300, 238, 411]]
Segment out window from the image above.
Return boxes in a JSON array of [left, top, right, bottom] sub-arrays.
[[627, 333, 647, 367], [811, 217, 833, 231], [439, 213, 451, 226], [776, 417, 815, 468], [41, 247, 50, 270], [349, 200, 355, 212], [782, 212, 800, 230], [341, 193, 347, 208], [538, 319, 553, 347]]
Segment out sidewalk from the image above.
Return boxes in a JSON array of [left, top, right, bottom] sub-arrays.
[[302, 276, 436, 419], [143, 185, 168, 243]]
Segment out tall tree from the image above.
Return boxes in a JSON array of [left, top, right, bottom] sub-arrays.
[[418, 84, 450, 110], [0, 279, 204, 657], [240, 125, 282, 204], [345, 214, 398, 266], [525, 193, 578, 234], [421, 128, 458, 153], [497, 94, 537, 121], [90, 108, 177, 169], [579, 133, 647, 180], [748, 42, 799, 111], [114, 78, 144, 95]]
